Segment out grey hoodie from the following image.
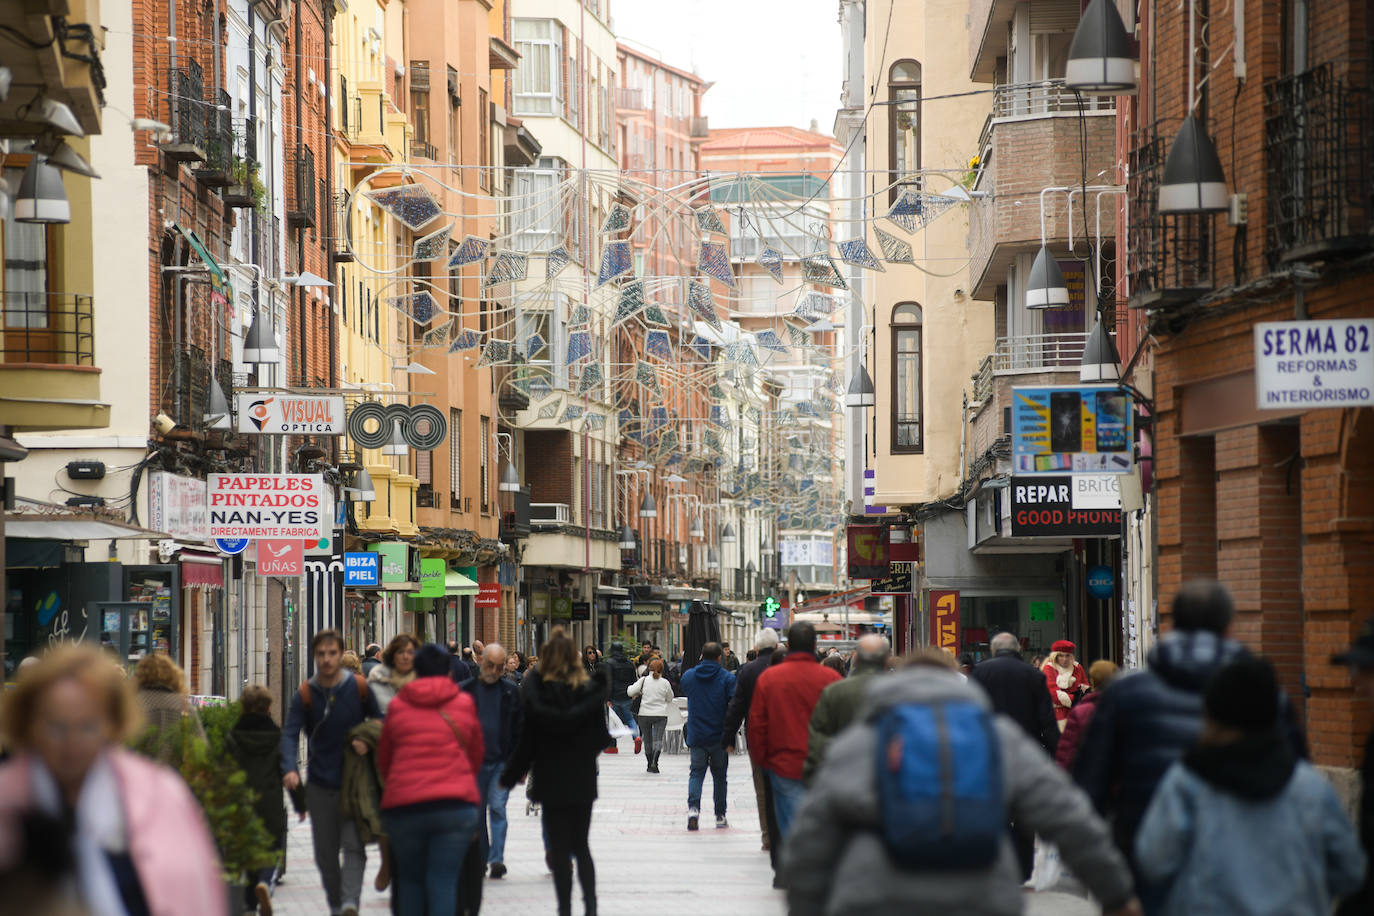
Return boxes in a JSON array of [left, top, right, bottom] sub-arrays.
[[782, 667, 1135, 916]]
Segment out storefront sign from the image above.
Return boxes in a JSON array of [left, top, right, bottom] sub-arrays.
[[236, 393, 346, 435], [1254, 318, 1374, 409], [1071, 474, 1122, 510], [552, 596, 573, 619], [476, 582, 502, 608], [871, 561, 913, 596], [1030, 600, 1056, 622], [214, 537, 249, 556], [781, 538, 834, 567], [571, 601, 591, 621], [846, 524, 889, 579], [930, 590, 960, 652], [207, 474, 328, 540], [623, 602, 663, 623], [1009, 475, 1122, 537], [347, 402, 448, 450], [258, 539, 303, 577], [368, 541, 420, 591], [343, 552, 380, 587], [1087, 565, 1115, 600], [150, 472, 209, 542], [1011, 385, 1134, 474], [609, 596, 633, 615], [417, 558, 446, 598]]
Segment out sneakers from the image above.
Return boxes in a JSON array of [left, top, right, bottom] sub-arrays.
[[341, 906, 360, 916], [716, 815, 729, 829], [489, 862, 507, 879], [254, 882, 272, 916], [687, 809, 700, 831], [634, 736, 643, 754], [603, 745, 619, 754]]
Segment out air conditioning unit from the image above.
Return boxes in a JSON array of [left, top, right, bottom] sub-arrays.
[[529, 503, 570, 528]]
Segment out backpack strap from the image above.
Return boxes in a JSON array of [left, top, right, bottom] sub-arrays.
[[298, 680, 312, 714], [354, 673, 368, 704]]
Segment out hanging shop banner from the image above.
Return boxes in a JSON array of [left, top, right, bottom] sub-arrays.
[[571, 601, 591, 621], [368, 542, 420, 591], [609, 596, 633, 615], [235, 393, 346, 435], [347, 402, 448, 450], [207, 474, 328, 540], [1254, 318, 1374, 409], [846, 524, 890, 579], [930, 590, 960, 652], [417, 558, 447, 598], [150, 471, 209, 542], [870, 561, 913, 596], [475, 582, 502, 608], [1009, 475, 1122, 537], [1011, 385, 1134, 475], [257, 539, 304, 577], [343, 552, 380, 587], [551, 596, 573, 619]]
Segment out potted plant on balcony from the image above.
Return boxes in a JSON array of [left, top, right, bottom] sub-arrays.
[[225, 157, 267, 211]]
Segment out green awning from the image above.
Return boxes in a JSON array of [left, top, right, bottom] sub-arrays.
[[177, 224, 233, 307], [445, 569, 479, 596]]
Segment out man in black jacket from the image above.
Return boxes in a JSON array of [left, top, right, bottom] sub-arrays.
[[1073, 580, 1307, 915], [602, 642, 640, 753], [969, 630, 1058, 881], [722, 628, 781, 854], [463, 643, 523, 880], [1333, 624, 1374, 916]]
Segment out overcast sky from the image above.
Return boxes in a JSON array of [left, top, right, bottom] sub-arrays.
[[612, 0, 842, 134]]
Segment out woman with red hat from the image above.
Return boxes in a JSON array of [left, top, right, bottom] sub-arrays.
[[1043, 640, 1090, 730]]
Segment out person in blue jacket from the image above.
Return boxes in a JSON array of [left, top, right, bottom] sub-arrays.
[[680, 642, 737, 831]]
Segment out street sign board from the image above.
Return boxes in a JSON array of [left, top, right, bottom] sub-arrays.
[[476, 582, 502, 608], [258, 539, 303, 577], [870, 561, 913, 595], [214, 537, 249, 556], [343, 552, 380, 587], [1011, 385, 1134, 474], [206, 474, 328, 540], [930, 590, 960, 652], [236, 393, 346, 435], [1009, 475, 1122, 537], [1254, 318, 1374, 409], [846, 524, 889, 579], [417, 558, 446, 598]]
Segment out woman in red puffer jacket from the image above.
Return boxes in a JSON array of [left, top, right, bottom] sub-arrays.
[[377, 643, 485, 916]]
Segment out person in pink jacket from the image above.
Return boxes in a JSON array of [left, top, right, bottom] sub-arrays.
[[377, 643, 485, 916], [0, 644, 226, 916]]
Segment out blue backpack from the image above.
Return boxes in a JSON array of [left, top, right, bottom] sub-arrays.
[[875, 700, 1005, 868]]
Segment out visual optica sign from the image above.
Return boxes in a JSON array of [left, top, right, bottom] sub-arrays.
[[206, 474, 328, 540], [235, 393, 346, 435], [1011, 385, 1134, 474], [1253, 318, 1374, 409]]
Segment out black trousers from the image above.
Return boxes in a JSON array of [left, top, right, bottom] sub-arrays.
[[542, 802, 595, 916], [1010, 819, 1035, 882]]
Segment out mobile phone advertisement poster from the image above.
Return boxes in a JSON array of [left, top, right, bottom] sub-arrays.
[[1011, 385, 1134, 475]]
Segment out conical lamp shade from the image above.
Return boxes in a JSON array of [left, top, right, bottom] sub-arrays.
[[1065, 0, 1136, 93], [1159, 116, 1228, 213], [618, 524, 637, 550], [353, 467, 376, 502], [706, 548, 719, 568], [639, 492, 657, 518], [1079, 317, 1122, 382], [14, 157, 69, 224], [721, 523, 736, 543], [689, 515, 705, 539], [844, 363, 876, 407], [242, 309, 279, 363], [204, 377, 231, 429], [499, 460, 521, 492], [381, 421, 408, 456], [1026, 245, 1069, 309]]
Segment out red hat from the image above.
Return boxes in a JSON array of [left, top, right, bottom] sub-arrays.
[[1051, 640, 1076, 654]]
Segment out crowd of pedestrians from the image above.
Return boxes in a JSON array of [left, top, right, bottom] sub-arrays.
[[2, 576, 1373, 916]]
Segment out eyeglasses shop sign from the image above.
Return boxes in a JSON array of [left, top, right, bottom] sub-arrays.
[[1009, 475, 1122, 537], [206, 474, 328, 540], [235, 393, 346, 435], [1254, 319, 1374, 409]]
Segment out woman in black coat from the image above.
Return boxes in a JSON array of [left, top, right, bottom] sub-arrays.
[[503, 628, 611, 916]]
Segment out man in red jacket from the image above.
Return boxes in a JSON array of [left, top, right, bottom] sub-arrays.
[[748, 621, 840, 887]]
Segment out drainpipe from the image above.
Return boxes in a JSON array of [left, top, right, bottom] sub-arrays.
[[294, 0, 305, 385], [168, 0, 177, 134], [324, 0, 338, 459]]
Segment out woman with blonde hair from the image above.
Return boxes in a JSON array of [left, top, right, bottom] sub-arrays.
[[1042, 639, 1090, 731], [628, 657, 676, 773], [368, 633, 419, 715], [502, 628, 611, 916], [0, 644, 226, 915], [132, 652, 205, 764]]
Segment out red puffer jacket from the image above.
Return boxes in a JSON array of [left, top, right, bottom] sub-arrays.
[[377, 676, 484, 809]]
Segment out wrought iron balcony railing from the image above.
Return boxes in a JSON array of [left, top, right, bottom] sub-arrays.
[[1264, 62, 1374, 266], [0, 292, 95, 365], [1126, 122, 1215, 308], [287, 145, 316, 228]]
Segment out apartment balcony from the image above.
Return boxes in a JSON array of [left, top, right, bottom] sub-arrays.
[[411, 139, 438, 161], [0, 292, 109, 431], [222, 119, 260, 208], [690, 116, 710, 139], [1126, 122, 1215, 309], [287, 145, 316, 229], [616, 87, 645, 111], [1264, 62, 1374, 267], [0, 0, 103, 138], [164, 63, 207, 162], [967, 81, 1116, 300], [194, 90, 235, 186]]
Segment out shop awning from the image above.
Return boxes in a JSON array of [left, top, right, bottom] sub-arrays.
[[3, 515, 168, 541], [177, 224, 233, 307], [180, 551, 225, 588], [445, 569, 479, 596]]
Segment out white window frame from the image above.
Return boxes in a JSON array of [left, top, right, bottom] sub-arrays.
[[513, 19, 563, 116]]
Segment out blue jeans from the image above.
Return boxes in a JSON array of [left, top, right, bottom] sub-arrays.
[[768, 772, 805, 841], [478, 762, 511, 865], [609, 699, 638, 738], [382, 802, 478, 916], [688, 745, 729, 818]]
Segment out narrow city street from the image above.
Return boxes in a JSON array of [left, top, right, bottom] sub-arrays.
[[272, 738, 1100, 915]]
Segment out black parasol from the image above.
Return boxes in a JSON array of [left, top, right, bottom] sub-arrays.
[[680, 600, 722, 674]]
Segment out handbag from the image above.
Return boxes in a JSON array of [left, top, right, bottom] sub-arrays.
[[439, 710, 466, 749]]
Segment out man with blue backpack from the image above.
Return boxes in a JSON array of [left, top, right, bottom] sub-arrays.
[[782, 649, 1142, 916], [680, 642, 738, 830]]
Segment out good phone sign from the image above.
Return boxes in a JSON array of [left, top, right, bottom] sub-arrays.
[[206, 474, 328, 540]]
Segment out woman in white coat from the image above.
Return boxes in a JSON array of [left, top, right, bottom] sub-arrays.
[[628, 658, 676, 773]]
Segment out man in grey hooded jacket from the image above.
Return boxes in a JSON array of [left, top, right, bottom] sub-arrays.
[[782, 656, 1142, 916]]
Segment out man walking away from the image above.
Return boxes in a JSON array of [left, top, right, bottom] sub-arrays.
[[463, 643, 523, 881], [749, 622, 841, 885], [602, 642, 640, 754], [1073, 580, 1307, 913], [968, 631, 1058, 880], [803, 634, 890, 784], [721, 642, 741, 673], [1333, 622, 1374, 916], [281, 629, 382, 916], [723, 628, 780, 853], [782, 653, 1142, 916], [361, 644, 382, 677], [680, 642, 737, 830], [1136, 656, 1363, 916]]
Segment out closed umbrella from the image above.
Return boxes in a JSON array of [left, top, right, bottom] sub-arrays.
[[681, 600, 722, 674]]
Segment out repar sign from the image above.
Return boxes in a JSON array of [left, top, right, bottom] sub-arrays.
[[206, 474, 328, 540], [1009, 474, 1122, 538]]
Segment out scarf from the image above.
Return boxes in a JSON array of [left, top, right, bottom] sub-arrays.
[[1183, 729, 1297, 800], [30, 752, 129, 916]]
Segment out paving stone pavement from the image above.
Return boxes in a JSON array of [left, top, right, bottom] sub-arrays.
[[270, 736, 1101, 915]]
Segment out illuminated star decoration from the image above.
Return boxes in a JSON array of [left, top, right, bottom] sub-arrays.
[[757, 247, 785, 283], [484, 251, 529, 287], [801, 253, 848, 290], [873, 226, 914, 263], [838, 237, 885, 272], [695, 206, 727, 235], [687, 280, 722, 331], [698, 240, 736, 288], [600, 202, 632, 234], [447, 235, 489, 268], [596, 240, 632, 286], [413, 223, 453, 262], [366, 183, 443, 231], [545, 245, 571, 279]]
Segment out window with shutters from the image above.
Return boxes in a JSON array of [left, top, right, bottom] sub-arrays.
[[513, 19, 562, 116], [511, 158, 562, 252], [450, 408, 462, 509], [480, 416, 491, 513]]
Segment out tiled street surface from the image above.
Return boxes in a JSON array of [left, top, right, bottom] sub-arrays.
[[272, 736, 1102, 915]]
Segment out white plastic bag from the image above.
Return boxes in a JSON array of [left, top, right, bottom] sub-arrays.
[[606, 705, 633, 738], [1029, 839, 1063, 891]]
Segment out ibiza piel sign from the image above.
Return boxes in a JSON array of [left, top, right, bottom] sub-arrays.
[[235, 393, 346, 435]]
